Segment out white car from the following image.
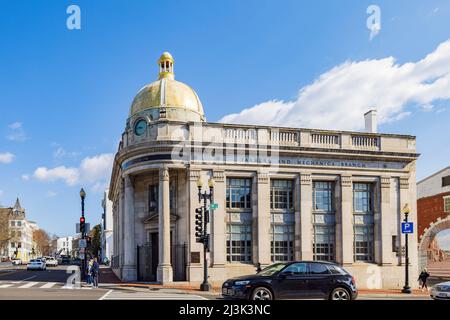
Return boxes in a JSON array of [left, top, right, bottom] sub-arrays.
[[430, 281, 450, 300], [27, 259, 46, 271], [11, 258, 22, 266], [45, 257, 58, 267]]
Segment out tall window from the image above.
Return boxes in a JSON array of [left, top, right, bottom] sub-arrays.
[[312, 181, 335, 261], [270, 180, 294, 262], [353, 183, 374, 262], [444, 196, 450, 213], [148, 182, 176, 214], [226, 178, 252, 263]]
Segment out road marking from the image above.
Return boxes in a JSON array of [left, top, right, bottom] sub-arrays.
[[40, 282, 57, 289], [18, 281, 39, 288], [99, 289, 113, 300], [0, 284, 13, 288], [21, 275, 37, 282]]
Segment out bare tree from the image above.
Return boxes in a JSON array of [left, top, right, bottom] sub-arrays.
[[0, 210, 11, 255], [33, 229, 51, 256]]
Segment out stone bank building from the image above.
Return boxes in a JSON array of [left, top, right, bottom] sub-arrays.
[[109, 52, 419, 288]]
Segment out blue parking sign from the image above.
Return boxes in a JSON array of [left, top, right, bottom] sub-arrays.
[[401, 222, 414, 234]]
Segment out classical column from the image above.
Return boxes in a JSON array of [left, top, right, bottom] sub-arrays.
[[122, 175, 137, 281], [212, 170, 226, 270], [340, 174, 353, 265], [187, 169, 203, 282], [294, 175, 301, 260], [157, 166, 173, 283], [380, 176, 393, 265], [300, 173, 313, 260], [256, 171, 271, 267]]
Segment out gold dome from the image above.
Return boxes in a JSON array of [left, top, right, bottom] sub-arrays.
[[129, 52, 205, 122]]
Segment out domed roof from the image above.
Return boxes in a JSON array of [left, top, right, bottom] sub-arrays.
[[129, 52, 205, 122]]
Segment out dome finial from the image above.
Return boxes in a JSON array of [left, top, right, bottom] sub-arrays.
[[158, 52, 174, 80]]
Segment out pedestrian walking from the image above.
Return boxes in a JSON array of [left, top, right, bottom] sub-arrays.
[[418, 268, 430, 291], [92, 257, 100, 288], [87, 258, 93, 286]]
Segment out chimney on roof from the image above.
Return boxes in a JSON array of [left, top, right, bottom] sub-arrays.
[[364, 109, 377, 133]]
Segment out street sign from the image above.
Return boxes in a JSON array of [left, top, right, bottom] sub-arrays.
[[401, 222, 414, 234], [79, 247, 85, 254], [210, 203, 218, 210], [79, 253, 85, 260], [79, 239, 87, 248]]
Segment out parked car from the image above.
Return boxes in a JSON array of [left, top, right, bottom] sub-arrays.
[[27, 259, 47, 271], [45, 257, 58, 267], [60, 256, 71, 265], [222, 261, 358, 300], [11, 258, 22, 266], [71, 258, 81, 266], [430, 281, 450, 300]]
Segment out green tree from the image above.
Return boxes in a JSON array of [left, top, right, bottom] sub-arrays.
[[88, 224, 101, 258]]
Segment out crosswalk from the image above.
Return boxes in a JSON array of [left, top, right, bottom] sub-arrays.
[[0, 281, 90, 290], [99, 289, 208, 300]]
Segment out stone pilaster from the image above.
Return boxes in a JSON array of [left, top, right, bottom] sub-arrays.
[[294, 174, 301, 260], [380, 176, 393, 265], [211, 170, 226, 274], [157, 165, 173, 283], [122, 175, 137, 281], [256, 171, 271, 267], [300, 172, 313, 260], [340, 174, 353, 265]]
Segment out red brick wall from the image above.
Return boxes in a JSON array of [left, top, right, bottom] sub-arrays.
[[417, 191, 450, 239]]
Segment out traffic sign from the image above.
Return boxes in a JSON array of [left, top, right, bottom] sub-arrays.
[[79, 239, 87, 248], [401, 222, 414, 234], [79, 247, 85, 254], [210, 203, 219, 210], [79, 253, 85, 260]]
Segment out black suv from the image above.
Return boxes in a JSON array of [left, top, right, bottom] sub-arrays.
[[222, 261, 358, 300]]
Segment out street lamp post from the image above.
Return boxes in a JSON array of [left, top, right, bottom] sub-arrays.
[[401, 204, 412, 294], [80, 188, 86, 281], [197, 177, 214, 292]]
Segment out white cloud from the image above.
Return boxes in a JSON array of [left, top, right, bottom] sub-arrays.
[[53, 146, 80, 159], [21, 174, 30, 181], [6, 122, 27, 142], [34, 166, 79, 186], [220, 39, 450, 131], [0, 152, 14, 164], [33, 153, 113, 190], [436, 230, 450, 250], [46, 191, 57, 198]]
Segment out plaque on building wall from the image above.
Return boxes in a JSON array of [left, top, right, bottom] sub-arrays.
[[191, 252, 200, 263]]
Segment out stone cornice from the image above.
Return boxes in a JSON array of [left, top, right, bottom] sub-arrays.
[[341, 174, 352, 187], [380, 176, 391, 188], [400, 177, 410, 189]]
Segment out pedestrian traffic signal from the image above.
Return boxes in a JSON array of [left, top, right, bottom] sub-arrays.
[[86, 236, 91, 245], [195, 207, 203, 242]]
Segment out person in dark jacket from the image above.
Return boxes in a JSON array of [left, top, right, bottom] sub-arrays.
[[92, 257, 100, 288], [418, 268, 430, 291]]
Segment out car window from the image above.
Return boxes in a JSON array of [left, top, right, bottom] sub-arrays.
[[282, 263, 308, 275], [309, 263, 330, 275], [328, 265, 347, 275]]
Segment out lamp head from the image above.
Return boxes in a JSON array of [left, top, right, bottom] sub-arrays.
[[208, 177, 215, 188], [196, 177, 203, 189], [402, 204, 410, 215], [80, 188, 86, 199]]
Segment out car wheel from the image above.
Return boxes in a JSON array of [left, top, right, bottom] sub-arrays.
[[251, 287, 273, 300], [330, 287, 351, 301]]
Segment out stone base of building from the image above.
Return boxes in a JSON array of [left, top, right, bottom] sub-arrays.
[[121, 266, 137, 282], [345, 263, 419, 289], [157, 264, 173, 283]]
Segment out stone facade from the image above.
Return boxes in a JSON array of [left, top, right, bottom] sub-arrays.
[[109, 53, 420, 289]]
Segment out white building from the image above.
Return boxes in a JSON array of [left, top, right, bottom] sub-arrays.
[[109, 52, 419, 289], [57, 236, 73, 256], [0, 198, 39, 262], [101, 189, 114, 263]]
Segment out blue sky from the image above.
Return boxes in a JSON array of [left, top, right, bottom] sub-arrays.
[[0, 0, 449, 237]]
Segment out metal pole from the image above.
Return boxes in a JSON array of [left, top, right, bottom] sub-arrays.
[[200, 191, 211, 291], [402, 211, 411, 294], [81, 195, 85, 281]]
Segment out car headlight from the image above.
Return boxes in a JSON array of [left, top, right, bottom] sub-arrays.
[[235, 280, 250, 286]]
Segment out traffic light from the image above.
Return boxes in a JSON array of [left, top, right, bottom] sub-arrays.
[[86, 236, 91, 246], [80, 216, 85, 234], [195, 207, 203, 242]]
